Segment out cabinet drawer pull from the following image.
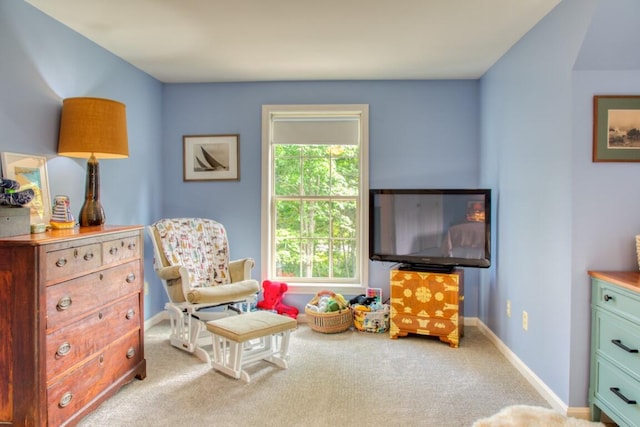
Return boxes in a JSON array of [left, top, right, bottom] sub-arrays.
[[126, 347, 136, 359], [612, 339, 638, 353], [56, 296, 72, 311], [58, 392, 73, 408], [128, 242, 136, 251], [109, 246, 118, 255], [56, 342, 71, 358], [610, 387, 637, 404], [83, 252, 94, 261], [126, 273, 136, 283], [603, 294, 614, 302], [55, 257, 67, 267], [126, 309, 135, 320]]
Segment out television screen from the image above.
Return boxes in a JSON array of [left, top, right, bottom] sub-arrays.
[[369, 189, 491, 271]]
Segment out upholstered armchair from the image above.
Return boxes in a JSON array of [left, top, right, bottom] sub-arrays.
[[147, 218, 259, 363]]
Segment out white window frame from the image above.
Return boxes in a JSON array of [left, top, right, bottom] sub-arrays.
[[261, 104, 369, 295]]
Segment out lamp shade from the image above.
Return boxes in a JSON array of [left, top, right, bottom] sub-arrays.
[[57, 97, 129, 159]]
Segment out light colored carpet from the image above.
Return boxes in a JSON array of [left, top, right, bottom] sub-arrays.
[[78, 322, 555, 426], [472, 405, 605, 427]]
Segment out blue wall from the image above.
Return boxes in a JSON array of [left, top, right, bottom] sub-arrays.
[[161, 81, 482, 313], [0, 0, 166, 317], [6, 0, 640, 411], [481, 0, 640, 408]]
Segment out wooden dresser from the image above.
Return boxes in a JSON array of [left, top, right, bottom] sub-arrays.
[[589, 271, 640, 427], [389, 268, 464, 347], [0, 225, 146, 426]]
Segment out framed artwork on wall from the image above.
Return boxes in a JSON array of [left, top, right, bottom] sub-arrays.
[[183, 134, 239, 181], [0, 152, 52, 224], [593, 95, 640, 162]]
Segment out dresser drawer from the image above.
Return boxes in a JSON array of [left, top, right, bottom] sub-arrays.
[[593, 279, 640, 324], [47, 330, 142, 427], [593, 357, 640, 426], [595, 310, 640, 378], [46, 294, 141, 381], [391, 312, 458, 337], [46, 261, 141, 331], [45, 243, 103, 282], [102, 234, 140, 265]]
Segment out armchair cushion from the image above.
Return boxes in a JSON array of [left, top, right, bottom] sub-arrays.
[[187, 279, 260, 304], [154, 218, 230, 288]]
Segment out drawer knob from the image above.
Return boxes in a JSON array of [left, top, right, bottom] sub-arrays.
[[110, 246, 118, 255], [612, 339, 638, 353], [55, 257, 67, 268], [126, 309, 135, 320], [610, 387, 637, 405], [126, 273, 136, 283], [603, 294, 614, 302], [126, 347, 136, 359], [58, 392, 73, 408], [56, 296, 72, 311], [128, 242, 136, 250], [83, 252, 94, 261], [56, 342, 71, 358]]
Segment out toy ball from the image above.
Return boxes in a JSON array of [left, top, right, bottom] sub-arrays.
[[326, 299, 341, 312]]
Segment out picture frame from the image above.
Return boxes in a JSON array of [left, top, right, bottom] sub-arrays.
[[183, 134, 239, 181], [593, 95, 640, 162], [0, 152, 52, 224]]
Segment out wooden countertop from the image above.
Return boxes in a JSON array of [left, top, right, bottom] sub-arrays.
[[589, 271, 640, 293]]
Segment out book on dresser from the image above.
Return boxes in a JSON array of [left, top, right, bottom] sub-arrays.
[[0, 225, 146, 426]]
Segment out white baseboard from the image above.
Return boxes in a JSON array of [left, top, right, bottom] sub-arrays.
[[472, 318, 589, 419], [144, 310, 168, 330]]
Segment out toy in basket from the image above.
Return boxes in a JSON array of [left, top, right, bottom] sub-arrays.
[[305, 290, 352, 333], [352, 304, 390, 333]]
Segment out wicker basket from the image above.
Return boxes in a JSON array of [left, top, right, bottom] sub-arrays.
[[305, 291, 352, 334]]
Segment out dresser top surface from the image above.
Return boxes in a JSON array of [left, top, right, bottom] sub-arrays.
[[0, 225, 142, 245], [589, 271, 640, 293]]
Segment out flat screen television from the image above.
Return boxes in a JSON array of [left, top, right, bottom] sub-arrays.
[[369, 189, 491, 272]]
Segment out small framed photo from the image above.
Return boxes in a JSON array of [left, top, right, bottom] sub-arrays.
[[593, 95, 640, 162], [0, 152, 52, 224], [183, 134, 239, 181]]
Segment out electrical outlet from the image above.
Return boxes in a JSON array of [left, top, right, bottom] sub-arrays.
[[522, 311, 528, 331], [144, 281, 149, 296], [506, 300, 511, 317]]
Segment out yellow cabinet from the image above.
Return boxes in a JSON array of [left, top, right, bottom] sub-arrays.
[[389, 269, 464, 347]]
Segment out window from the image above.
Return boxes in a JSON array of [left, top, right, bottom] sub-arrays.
[[261, 105, 369, 294]]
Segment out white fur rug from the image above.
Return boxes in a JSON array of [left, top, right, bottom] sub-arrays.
[[472, 405, 606, 427]]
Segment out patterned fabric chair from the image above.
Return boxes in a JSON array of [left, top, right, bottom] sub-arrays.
[[147, 218, 259, 363]]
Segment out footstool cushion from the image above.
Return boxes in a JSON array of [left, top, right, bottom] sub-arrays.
[[207, 310, 297, 342], [206, 311, 297, 382]]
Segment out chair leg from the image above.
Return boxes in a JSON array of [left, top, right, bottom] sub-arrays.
[[166, 305, 212, 364]]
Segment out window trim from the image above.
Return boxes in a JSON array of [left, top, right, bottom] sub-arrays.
[[261, 104, 369, 295]]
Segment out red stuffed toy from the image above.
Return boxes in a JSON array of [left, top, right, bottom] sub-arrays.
[[257, 280, 299, 319]]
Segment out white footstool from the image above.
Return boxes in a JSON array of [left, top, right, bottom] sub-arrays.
[[206, 311, 297, 382]]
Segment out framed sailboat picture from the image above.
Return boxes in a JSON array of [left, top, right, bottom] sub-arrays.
[[183, 134, 239, 181]]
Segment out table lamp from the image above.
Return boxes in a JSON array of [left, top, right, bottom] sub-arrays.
[[57, 97, 129, 227]]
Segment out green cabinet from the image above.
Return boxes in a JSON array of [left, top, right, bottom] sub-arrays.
[[589, 271, 640, 427]]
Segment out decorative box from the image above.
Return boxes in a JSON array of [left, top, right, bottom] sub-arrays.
[[0, 206, 31, 237]]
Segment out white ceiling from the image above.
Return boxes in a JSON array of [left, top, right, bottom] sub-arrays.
[[26, 0, 561, 83]]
